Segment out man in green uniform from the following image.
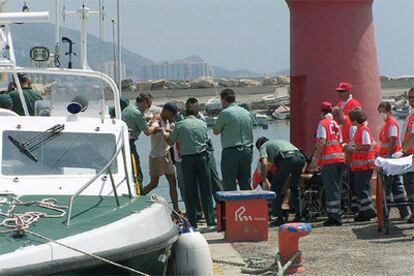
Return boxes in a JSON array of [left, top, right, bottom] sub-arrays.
[[9, 73, 43, 116], [121, 92, 158, 192], [0, 94, 13, 109], [109, 95, 130, 118], [213, 89, 254, 191], [164, 102, 215, 228], [256, 137, 306, 226]]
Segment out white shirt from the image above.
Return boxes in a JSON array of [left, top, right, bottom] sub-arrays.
[[339, 94, 353, 110], [388, 124, 398, 137], [149, 106, 171, 158], [316, 113, 333, 139]]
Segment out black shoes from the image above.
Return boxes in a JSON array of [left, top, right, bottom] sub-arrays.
[[292, 216, 307, 223], [354, 210, 376, 222], [271, 217, 286, 226], [323, 218, 342, 227]]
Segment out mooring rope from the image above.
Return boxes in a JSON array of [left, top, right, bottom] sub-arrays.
[[0, 196, 67, 234], [0, 195, 149, 275]]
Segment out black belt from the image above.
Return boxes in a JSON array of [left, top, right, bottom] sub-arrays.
[[224, 145, 253, 151], [182, 150, 208, 158], [277, 150, 300, 161]]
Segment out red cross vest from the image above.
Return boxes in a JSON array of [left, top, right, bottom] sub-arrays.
[[379, 116, 401, 157], [403, 112, 414, 154], [350, 124, 378, 171], [337, 98, 361, 115], [337, 97, 361, 143], [317, 118, 345, 166]]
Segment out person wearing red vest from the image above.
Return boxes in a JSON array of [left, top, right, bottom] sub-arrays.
[[336, 82, 361, 214], [347, 109, 377, 221], [402, 88, 414, 223], [378, 101, 410, 220], [310, 102, 345, 226]]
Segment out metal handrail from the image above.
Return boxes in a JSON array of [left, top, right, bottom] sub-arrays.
[[66, 128, 128, 226]]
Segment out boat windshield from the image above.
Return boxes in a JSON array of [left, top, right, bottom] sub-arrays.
[[1, 130, 117, 176]]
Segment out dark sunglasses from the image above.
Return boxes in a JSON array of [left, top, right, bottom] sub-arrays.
[[408, 96, 414, 99]]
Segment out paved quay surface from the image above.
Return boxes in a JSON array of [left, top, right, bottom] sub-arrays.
[[204, 211, 414, 275]]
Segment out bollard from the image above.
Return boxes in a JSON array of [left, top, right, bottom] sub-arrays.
[[278, 223, 312, 274]]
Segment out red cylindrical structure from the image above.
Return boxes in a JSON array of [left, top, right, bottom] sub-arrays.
[[287, 0, 382, 155]]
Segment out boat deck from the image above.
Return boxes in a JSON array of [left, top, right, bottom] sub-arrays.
[[0, 195, 152, 255]]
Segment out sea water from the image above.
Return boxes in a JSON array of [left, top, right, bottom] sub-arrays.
[[136, 121, 290, 205]]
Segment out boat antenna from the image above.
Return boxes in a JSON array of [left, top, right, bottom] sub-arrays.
[[116, 0, 122, 95], [111, 18, 117, 84], [54, 0, 61, 67], [62, 36, 75, 69]]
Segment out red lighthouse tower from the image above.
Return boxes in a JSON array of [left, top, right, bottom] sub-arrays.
[[287, 0, 382, 155]]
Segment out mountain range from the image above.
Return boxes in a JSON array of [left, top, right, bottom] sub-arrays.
[[10, 23, 276, 80]]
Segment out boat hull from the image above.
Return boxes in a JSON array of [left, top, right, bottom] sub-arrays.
[[0, 195, 179, 276], [2, 227, 177, 276]]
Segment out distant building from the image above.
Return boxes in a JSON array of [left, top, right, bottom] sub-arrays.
[[138, 61, 211, 81], [103, 62, 127, 81]]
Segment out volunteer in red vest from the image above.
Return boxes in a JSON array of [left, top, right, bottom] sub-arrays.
[[402, 87, 414, 223], [347, 109, 377, 222], [378, 101, 410, 220], [310, 102, 345, 226], [336, 82, 361, 214]]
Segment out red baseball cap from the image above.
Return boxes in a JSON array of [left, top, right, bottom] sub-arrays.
[[321, 101, 333, 111], [336, 82, 352, 91]]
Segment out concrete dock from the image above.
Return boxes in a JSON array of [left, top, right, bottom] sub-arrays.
[[204, 211, 414, 275]]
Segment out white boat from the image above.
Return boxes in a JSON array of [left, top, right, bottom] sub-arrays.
[[205, 97, 222, 115], [253, 113, 268, 126], [272, 104, 290, 120], [393, 107, 409, 119], [0, 5, 177, 276], [262, 94, 290, 106]]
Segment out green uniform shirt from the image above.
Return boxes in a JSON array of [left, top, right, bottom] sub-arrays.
[[214, 103, 254, 149], [121, 105, 148, 140], [259, 140, 299, 163], [169, 115, 208, 156], [9, 89, 43, 116]]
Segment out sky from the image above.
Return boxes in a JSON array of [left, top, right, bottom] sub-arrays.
[[5, 0, 414, 76]]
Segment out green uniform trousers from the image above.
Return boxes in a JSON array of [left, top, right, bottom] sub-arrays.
[[181, 151, 215, 228], [272, 152, 305, 217], [221, 146, 253, 191]]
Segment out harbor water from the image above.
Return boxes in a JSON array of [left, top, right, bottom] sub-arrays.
[[136, 121, 290, 205]]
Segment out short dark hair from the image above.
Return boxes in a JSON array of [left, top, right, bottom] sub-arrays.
[[136, 92, 152, 106], [409, 88, 414, 94], [378, 101, 392, 113], [186, 104, 199, 117], [348, 109, 367, 124], [220, 89, 235, 103], [186, 97, 198, 105], [256, 136, 269, 150]]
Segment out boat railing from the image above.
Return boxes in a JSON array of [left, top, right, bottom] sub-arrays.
[[66, 127, 132, 226]]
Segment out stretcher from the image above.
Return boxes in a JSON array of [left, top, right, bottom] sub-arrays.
[[374, 155, 413, 234]]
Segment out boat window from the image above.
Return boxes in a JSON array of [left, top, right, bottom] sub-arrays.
[[1, 131, 118, 176]]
